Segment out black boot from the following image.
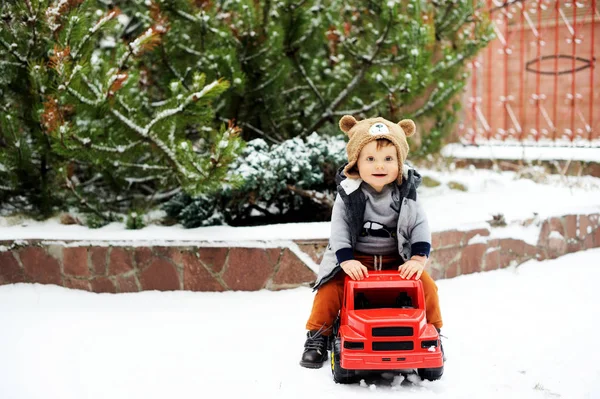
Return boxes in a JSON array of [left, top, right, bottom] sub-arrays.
[[299, 330, 329, 369]]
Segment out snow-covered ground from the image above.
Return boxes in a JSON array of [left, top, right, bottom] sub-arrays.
[[1, 168, 599, 242], [1, 248, 599, 399], [442, 143, 600, 163]]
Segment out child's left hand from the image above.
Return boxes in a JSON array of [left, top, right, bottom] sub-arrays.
[[398, 255, 427, 280]]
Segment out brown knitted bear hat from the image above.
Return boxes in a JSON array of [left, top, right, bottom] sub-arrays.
[[339, 115, 416, 184]]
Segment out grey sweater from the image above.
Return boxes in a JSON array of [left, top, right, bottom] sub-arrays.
[[329, 183, 399, 260], [313, 164, 431, 290]]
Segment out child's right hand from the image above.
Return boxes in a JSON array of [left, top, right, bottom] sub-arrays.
[[340, 260, 369, 280]]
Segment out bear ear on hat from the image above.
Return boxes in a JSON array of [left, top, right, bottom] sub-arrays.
[[339, 115, 358, 136], [398, 119, 416, 138]]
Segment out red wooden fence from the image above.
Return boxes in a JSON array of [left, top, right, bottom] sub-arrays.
[[459, 0, 599, 147]]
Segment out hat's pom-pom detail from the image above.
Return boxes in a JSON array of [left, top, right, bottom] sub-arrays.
[[339, 115, 358, 136], [398, 119, 416, 137]]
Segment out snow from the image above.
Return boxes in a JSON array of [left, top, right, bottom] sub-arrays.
[[0, 249, 599, 398], [1, 168, 598, 243], [442, 143, 600, 162]]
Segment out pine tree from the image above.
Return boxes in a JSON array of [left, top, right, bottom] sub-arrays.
[[1, 0, 493, 224], [0, 0, 243, 221], [156, 0, 494, 148]]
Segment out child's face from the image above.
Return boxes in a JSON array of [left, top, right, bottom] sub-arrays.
[[356, 140, 399, 192]]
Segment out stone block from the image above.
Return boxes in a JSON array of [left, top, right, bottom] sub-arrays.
[[498, 238, 538, 257], [64, 277, 91, 292], [429, 247, 461, 269], [90, 247, 108, 275], [483, 248, 500, 271], [294, 241, 328, 265], [444, 262, 459, 279], [438, 230, 465, 248], [155, 246, 183, 266], [460, 244, 487, 275], [272, 248, 316, 286], [134, 247, 154, 270], [578, 215, 592, 240], [63, 247, 90, 277], [564, 215, 578, 240], [19, 247, 61, 285], [197, 247, 228, 274], [0, 251, 24, 284], [109, 247, 133, 276], [91, 277, 116, 293], [117, 275, 139, 293], [140, 258, 180, 291], [182, 252, 224, 292], [222, 248, 276, 291]]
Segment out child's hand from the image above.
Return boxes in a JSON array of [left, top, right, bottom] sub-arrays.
[[398, 256, 427, 280], [341, 260, 369, 280]]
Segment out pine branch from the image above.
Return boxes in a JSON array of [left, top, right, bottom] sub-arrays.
[[170, 8, 221, 35], [241, 44, 272, 62], [161, 44, 189, 90], [65, 177, 109, 221], [79, 74, 103, 98], [219, 117, 281, 144], [333, 97, 387, 116], [248, 66, 285, 93], [72, 9, 120, 60], [151, 187, 181, 201], [69, 133, 145, 154], [261, 0, 271, 32], [289, 0, 310, 11], [173, 9, 197, 23], [109, 82, 224, 179], [66, 86, 100, 106], [412, 82, 463, 118], [23, 0, 38, 59], [292, 55, 325, 107], [119, 162, 170, 171], [371, 54, 408, 66], [281, 85, 310, 95], [176, 43, 202, 56], [301, 12, 394, 136], [0, 38, 28, 66]]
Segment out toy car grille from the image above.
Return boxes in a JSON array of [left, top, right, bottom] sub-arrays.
[[372, 341, 414, 351], [372, 327, 413, 337]]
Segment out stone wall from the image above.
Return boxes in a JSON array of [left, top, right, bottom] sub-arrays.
[[0, 213, 598, 293], [427, 213, 600, 280], [0, 243, 316, 293]]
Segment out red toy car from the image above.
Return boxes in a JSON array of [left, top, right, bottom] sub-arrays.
[[330, 271, 444, 384]]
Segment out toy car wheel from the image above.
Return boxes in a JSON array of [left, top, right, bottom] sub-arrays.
[[417, 365, 444, 381], [331, 337, 358, 384]]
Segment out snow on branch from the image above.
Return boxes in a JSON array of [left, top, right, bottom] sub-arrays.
[[66, 86, 100, 106], [70, 134, 145, 154], [119, 162, 170, 171], [108, 80, 222, 179], [0, 38, 27, 65], [72, 9, 121, 59]]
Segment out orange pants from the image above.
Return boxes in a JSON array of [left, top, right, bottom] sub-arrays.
[[305, 252, 443, 334]]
